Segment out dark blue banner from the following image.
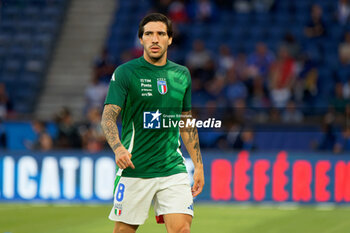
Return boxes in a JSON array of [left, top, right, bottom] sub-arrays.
[[0, 150, 350, 203]]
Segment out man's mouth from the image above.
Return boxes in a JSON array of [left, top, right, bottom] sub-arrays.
[[150, 46, 160, 52]]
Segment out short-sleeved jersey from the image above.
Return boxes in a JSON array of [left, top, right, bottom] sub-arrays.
[[105, 56, 192, 178]]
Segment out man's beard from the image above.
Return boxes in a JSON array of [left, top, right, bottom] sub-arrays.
[[147, 48, 166, 62]]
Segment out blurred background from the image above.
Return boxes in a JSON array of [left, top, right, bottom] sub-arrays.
[[0, 0, 350, 233], [0, 0, 349, 153], [1, 0, 350, 232]]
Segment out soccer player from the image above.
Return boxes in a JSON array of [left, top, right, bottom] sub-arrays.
[[101, 13, 205, 233]]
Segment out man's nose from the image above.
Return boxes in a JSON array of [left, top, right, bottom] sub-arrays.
[[152, 34, 159, 43]]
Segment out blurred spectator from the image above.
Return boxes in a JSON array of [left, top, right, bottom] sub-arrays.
[[234, 52, 250, 81], [233, 128, 257, 151], [280, 33, 301, 59], [119, 50, 134, 64], [338, 31, 350, 65], [336, 0, 350, 25], [312, 109, 337, 151], [304, 4, 326, 39], [269, 107, 281, 123], [205, 76, 226, 104], [225, 67, 247, 105], [294, 55, 318, 104], [269, 46, 296, 108], [0, 83, 13, 120], [316, 123, 337, 151], [186, 39, 211, 71], [247, 42, 275, 80], [55, 107, 81, 148], [170, 23, 187, 50], [282, 100, 304, 123], [81, 107, 105, 153], [234, 0, 252, 13], [168, 0, 189, 23], [214, 0, 233, 10], [84, 77, 108, 113], [194, 58, 216, 84], [188, 0, 217, 22], [0, 120, 7, 149], [232, 98, 254, 124], [94, 48, 116, 84], [27, 120, 53, 151], [217, 44, 235, 75], [151, 0, 171, 14], [224, 120, 242, 149], [252, 0, 275, 12], [330, 82, 350, 112], [344, 79, 350, 98], [250, 76, 270, 108], [334, 126, 350, 153]]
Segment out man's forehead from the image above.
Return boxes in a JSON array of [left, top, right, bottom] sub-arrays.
[[143, 21, 167, 32]]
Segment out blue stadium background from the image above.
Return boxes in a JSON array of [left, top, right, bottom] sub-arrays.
[[0, 0, 348, 153]]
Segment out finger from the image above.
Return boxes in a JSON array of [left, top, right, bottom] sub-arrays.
[[127, 154, 135, 169], [129, 160, 135, 169], [192, 180, 199, 194], [125, 153, 135, 169], [117, 160, 126, 169], [192, 184, 203, 197], [192, 179, 204, 197], [124, 158, 135, 169]]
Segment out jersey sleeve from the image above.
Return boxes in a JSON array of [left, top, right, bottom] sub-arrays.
[[104, 66, 129, 109], [182, 68, 192, 112]]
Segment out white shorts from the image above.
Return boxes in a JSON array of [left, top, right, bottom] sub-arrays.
[[108, 173, 194, 225]]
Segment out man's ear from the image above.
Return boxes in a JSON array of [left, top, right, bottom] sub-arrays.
[[168, 37, 173, 46], [139, 37, 144, 46]]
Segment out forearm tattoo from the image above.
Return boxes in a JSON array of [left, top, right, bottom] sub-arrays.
[[182, 111, 203, 165], [101, 104, 122, 152]]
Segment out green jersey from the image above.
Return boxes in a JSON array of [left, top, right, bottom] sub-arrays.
[[105, 56, 192, 178]]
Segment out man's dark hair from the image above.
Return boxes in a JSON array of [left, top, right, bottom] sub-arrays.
[[138, 13, 173, 38]]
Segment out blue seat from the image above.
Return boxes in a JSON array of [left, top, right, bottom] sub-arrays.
[[0, 20, 16, 33], [17, 20, 36, 33], [3, 58, 23, 72], [33, 33, 54, 47], [329, 25, 345, 42], [23, 6, 40, 19], [230, 25, 247, 40], [232, 13, 252, 25], [42, 6, 62, 20], [13, 33, 33, 46], [0, 33, 12, 46], [27, 45, 48, 59], [266, 26, 286, 41], [8, 44, 27, 59], [252, 13, 271, 26], [272, 12, 291, 25], [293, 12, 309, 25], [36, 21, 58, 34], [336, 67, 350, 83], [220, 10, 234, 24], [247, 26, 266, 40], [318, 67, 335, 96], [2, 6, 21, 20], [276, 1, 292, 12]]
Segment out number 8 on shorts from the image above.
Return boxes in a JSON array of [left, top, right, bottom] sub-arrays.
[[116, 183, 125, 202]]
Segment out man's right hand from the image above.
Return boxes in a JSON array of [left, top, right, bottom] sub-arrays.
[[115, 146, 135, 169]]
